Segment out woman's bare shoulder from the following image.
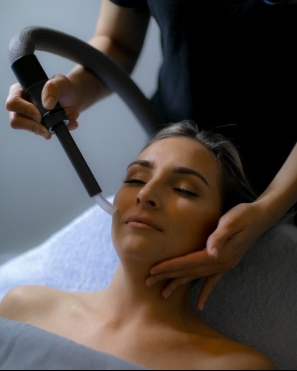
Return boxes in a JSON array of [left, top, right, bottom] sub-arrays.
[[189, 319, 277, 370], [0, 285, 66, 322], [213, 339, 277, 370], [230, 348, 277, 370]]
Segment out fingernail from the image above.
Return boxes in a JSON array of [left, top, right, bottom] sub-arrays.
[[209, 247, 219, 258], [41, 131, 50, 140], [146, 278, 157, 287], [150, 268, 159, 275], [197, 303, 204, 312], [69, 123, 79, 131], [163, 291, 172, 300], [44, 96, 56, 110]]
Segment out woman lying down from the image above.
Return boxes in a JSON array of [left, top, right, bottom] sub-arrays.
[[0, 121, 276, 370]]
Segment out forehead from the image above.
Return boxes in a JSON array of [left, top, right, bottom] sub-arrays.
[[137, 136, 221, 183], [138, 137, 216, 168]]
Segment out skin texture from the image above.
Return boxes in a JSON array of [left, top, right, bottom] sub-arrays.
[[0, 137, 276, 370]]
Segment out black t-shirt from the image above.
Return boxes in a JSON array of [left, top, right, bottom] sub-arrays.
[[110, 0, 297, 194]]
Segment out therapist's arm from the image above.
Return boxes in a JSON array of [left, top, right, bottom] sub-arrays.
[[68, 0, 151, 112], [6, 0, 150, 137], [252, 143, 297, 228]]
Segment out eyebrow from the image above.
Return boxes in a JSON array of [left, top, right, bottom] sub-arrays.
[[126, 160, 210, 188]]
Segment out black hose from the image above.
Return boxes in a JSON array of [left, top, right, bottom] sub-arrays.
[[8, 26, 164, 211], [8, 26, 163, 136]]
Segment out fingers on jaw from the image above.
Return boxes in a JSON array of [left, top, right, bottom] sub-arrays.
[[196, 286, 213, 312], [197, 275, 223, 311], [146, 270, 182, 287], [162, 277, 192, 299]]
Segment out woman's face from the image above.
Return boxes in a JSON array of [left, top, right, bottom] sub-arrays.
[[112, 137, 222, 263]]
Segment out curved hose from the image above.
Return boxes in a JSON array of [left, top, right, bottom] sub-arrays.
[[8, 26, 163, 136], [8, 26, 164, 214]]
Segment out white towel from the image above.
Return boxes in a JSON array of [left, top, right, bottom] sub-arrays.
[[0, 195, 118, 299]]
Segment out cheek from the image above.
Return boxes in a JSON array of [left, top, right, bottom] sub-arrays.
[[169, 204, 220, 255], [111, 189, 126, 246], [112, 188, 151, 254], [112, 187, 136, 220]]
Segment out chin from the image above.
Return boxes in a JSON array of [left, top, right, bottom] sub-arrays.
[[113, 234, 166, 261]]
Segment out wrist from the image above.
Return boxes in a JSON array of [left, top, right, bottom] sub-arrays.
[[254, 190, 290, 229], [67, 66, 110, 112]]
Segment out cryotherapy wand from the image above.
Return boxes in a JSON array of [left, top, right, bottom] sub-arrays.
[[8, 27, 163, 215], [11, 54, 115, 215]]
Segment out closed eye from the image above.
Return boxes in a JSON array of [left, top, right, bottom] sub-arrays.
[[123, 179, 146, 185], [173, 188, 199, 198], [123, 179, 199, 197]]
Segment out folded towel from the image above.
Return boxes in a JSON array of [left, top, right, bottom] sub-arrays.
[[0, 195, 118, 298]]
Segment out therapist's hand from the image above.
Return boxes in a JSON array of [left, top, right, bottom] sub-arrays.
[[6, 74, 80, 140], [146, 202, 269, 311]]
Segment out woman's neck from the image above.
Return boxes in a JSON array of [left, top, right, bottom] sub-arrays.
[[97, 261, 198, 332]]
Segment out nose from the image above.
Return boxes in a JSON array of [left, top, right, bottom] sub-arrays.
[[136, 183, 160, 209]]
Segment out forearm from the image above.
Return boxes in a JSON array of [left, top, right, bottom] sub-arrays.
[[65, 65, 105, 113], [66, 0, 150, 113], [255, 143, 297, 227], [66, 35, 140, 113]]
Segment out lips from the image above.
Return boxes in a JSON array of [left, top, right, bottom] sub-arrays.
[[125, 215, 163, 232]]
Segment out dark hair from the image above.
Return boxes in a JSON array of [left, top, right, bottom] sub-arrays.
[[144, 121, 257, 214]]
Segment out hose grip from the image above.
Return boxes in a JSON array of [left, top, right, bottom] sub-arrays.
[[11, 54, 68, 132]]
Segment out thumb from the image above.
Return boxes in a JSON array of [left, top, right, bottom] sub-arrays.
[[41, 74, 68, 110], [42, 84, 59, 111], [206, 225, 231, 258]]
